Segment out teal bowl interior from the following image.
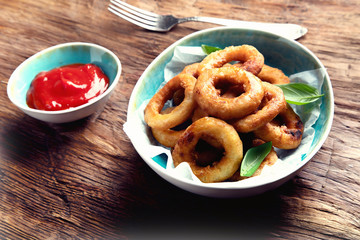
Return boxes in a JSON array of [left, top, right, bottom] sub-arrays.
[[9, 42, 120, 108], [128, 27, 334, 192]]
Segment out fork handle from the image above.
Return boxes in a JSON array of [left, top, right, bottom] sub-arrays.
[[183, 16, 307, 40]]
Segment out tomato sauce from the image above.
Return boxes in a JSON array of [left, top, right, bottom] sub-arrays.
[[26, 64, 109, 111]]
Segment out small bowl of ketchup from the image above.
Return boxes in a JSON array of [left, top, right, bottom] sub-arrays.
[[7, 42, 121, 123]]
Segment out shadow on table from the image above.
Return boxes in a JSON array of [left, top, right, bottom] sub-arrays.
[[0, 115, 91, 161], [116, 163, 298, 240]]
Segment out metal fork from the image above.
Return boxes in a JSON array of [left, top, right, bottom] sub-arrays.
[[108, 0, 307, 40]]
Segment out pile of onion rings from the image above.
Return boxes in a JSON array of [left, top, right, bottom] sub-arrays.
[[144, 44, 304, 183]]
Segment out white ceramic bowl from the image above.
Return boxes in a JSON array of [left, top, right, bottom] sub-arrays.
[[125, 27, 334, 198], [7, 42, 121, 123]]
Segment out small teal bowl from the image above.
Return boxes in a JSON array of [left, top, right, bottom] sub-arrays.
[[7, 42, 121, 123], [126, 27, 334, 198]]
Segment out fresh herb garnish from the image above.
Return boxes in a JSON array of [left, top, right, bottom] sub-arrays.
[[276, 83, 324, 105], [240, 141, 272, 177], [201, 44, 222, 55]]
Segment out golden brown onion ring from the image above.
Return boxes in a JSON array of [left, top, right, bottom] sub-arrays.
[[151, 107, 188, 148], [194, 67, 264, 120], [152, 127, 184, 148], [191, 107, 209, 122], [144, 74, 197, 130], [254, 103, 304, 149], [198, 45, 264, 76], [172, 63, 200, 106], [230, 82, 287, 133], [257, 65, 290, 85], [191, 86, 243, 122], [152, 107, 221, 149], [181, 62, 200, 78], [172, 117, 243, 183]]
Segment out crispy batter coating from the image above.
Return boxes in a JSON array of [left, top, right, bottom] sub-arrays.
[[257, 64, 290, 85], [194, 67, 264, 120], [151, 107, 189, 148], [198, 45, 264, 76], [230, 82, 287, 133], [181, 62, 200, 78], [172, 63, 200, 106], [172, 117, 243, 183], [254, 103, 304, 149], [144, 73, 197, 130]]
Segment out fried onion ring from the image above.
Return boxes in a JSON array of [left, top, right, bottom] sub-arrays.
[[198, 45, 264, 75], [254, 103, 304, 149], [144, 74, 197, 130], [181, 62, 200, 78], [230, 82, 287, 132], [172, 63, 200, 106], [151, 107, 189, 148], [191, 107, 208, 122], [152, 126, 185, 148], [257, 65, 290, 85], [191, 85, 244, 122], [172, 117, 243, 183], [194, 67, 264, 120]]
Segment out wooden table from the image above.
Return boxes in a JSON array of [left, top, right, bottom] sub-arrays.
[[1, 0, 359, 239]]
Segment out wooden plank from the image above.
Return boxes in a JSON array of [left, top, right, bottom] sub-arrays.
[[0, 0, 359, 239]]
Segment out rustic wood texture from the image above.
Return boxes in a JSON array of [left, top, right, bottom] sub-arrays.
[[0, 0, 359, 239]]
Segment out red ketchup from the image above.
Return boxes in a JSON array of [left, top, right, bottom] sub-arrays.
[[26, 63, 109, 111]]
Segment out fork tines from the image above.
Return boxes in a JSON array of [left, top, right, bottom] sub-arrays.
[[108, 0, 160, 31]]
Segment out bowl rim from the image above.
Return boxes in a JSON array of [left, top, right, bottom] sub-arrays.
[[127, 26, 334, 191], [7, 42, 122, 115]]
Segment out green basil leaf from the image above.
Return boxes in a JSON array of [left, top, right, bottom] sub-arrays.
[[201, 44, 222, 55], [276, 83, 324, 105], [240, 141, 272, 177]]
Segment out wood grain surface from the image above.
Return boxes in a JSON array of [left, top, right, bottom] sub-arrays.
[[0, 0, 359, 239]]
